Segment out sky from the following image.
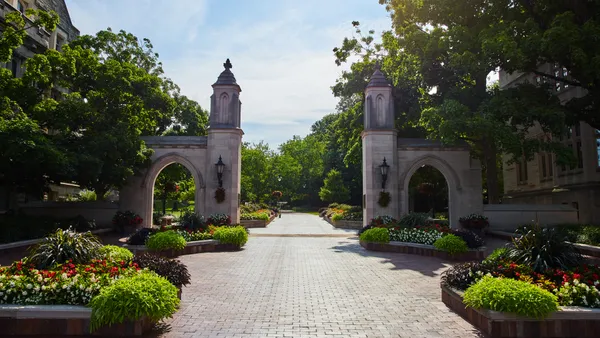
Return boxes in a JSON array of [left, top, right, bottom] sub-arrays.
[[64, 0, 392, 147]]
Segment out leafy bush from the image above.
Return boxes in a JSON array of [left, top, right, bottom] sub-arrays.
[[483, 248, 508, 265], [434, 234, 469, 254], [440, 262, 485, 290], [369, 216, 397, 227], [179, 210, 205, 230], [213, 226, 248, 247], [340, 211, 362, 221], [126, 227, 157, 245], [357, 225, 374, 237], [359, 228, 390, 243], [176, 229, 213, 241], [77, 189, 97, 202], [554, 223, 600, 246], [240, 210, 270, 221], [133, 253, 191, 288], [146, 230, 187, 251], [112, 211, 143, 232], [28, 228, 102, 269], [207, 213, 231, 226], [463, 276, 559, 318], [398, 213, 430, 227], [557, 279, 600, 307], [451, 229, 484, 249], [388, 226, 444, 245], [459, 213, 489, 229], [89, 271, 179, 332], [99, 245, 133, 262], [506, 224, 582, 273], [152, 211, 162, 226]]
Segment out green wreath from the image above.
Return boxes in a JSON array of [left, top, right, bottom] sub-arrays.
[[378, 191, 390, 207]]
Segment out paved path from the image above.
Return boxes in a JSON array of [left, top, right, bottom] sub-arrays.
[[249, 213, 356, 237], [162, 235, 483, 337]]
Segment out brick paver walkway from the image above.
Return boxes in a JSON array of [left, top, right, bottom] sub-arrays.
[[249, 213, 356, 236], [162, 229, 483, 337]]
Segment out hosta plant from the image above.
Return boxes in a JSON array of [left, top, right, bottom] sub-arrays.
[[176, 229, 213, 241], [208, 213, 231, 226], [369, 216, 397, 227], [146, 231, 187, 252], [463, 276, 559, 319], [440, 262, 486, 291], [28, 228, 103, 269], [398, 213, 430, 227], [89, 271, 179, 332], [133, 253, 191, 288]]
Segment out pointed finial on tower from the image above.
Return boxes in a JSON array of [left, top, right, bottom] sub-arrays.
[[224, 58, 233, 70], [374, 59, 381, 70]]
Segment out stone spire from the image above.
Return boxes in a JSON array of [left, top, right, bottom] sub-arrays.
[[213, 58, 239, 87], [366, 63, 391, 88]]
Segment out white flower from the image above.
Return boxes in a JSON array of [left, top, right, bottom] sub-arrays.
[[22, 291, 27, 296], [26, 284, 32, 289], [34, 286, 40, 292], [37, 277, 42, 282], [61, 273, 68, 280], [62, 285, 67, 289], [9, 282, 15, 287]]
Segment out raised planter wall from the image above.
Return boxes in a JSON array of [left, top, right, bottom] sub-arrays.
[[0, 305, 153, 336], [442, 285, 600, 338], [240, 214, 276, 228], [484, 204, 578, 232], [323, 215, 363, 230], [360, 241, 485, 261], [123, 239, 240, 257]]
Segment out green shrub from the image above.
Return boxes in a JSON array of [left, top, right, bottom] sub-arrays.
[[434, 234, 468, 254], [133, 253, 191, 288], [506, 224, 582, 273], [146, 230, 187, 251], [463, 276, 559, 318], [441, 262, 485, 291], [331, 213, 344, 221], [177, 230, 213, 241], [398, 213, 430, 227], [240, 211, 270, 221], [359, 228, 390, 243], [483, 248, 508, 265], [28, 228, 102, 269], [213, 226, 248, 247], [99, 245, 133, 262], [89, 271, 179, 332]]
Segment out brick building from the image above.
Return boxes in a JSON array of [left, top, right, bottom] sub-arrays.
[[500, 65, 600, 224]]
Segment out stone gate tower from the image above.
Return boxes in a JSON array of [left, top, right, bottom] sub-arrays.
[[207, 59, 243, 222], [362, 67, 399, 222]]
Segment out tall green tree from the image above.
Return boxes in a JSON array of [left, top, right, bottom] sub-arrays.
[[319, 169, 350, 204]]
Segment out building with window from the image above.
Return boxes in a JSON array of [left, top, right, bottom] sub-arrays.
[[1, 0, 79, 77], [0, 0, 79, 210], [500, 64, 600, 224]]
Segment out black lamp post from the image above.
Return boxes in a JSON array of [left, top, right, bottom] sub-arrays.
[[215, 155, 225, 188], [379, 158, 389, 190]]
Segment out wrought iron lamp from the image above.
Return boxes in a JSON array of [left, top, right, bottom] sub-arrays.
[[215, 155, 225, 187], [379, 158, 390, 190]]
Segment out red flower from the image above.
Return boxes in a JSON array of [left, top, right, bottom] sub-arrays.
[[573, 273, 581, 281], [593, 274, 599, 280]]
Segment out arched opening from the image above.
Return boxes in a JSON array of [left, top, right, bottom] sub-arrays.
[[152, 163, 196, 225], [408, 165, 449, 220]]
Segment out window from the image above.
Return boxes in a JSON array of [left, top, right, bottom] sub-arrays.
[[10, 58, 20, 77], [559, 123, 584, 174], [540, 152, 554, 181], [517, 158, 528, 185], [576, 141, 583, 169], [17, 1, 25, 13]]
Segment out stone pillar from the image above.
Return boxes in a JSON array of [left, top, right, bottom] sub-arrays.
[[362, 68, 399, 225], [205, 59, 243, 223]]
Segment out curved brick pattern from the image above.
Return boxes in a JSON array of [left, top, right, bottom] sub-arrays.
[[162, 237, 482, 338]]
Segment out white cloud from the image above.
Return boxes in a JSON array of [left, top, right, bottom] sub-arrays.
[[65, 0, 391, 146]]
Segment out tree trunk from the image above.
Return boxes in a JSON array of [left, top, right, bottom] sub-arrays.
[[483, 138, 500, 204], [162, 190, 167, 215], [93, 185, 107, 201]]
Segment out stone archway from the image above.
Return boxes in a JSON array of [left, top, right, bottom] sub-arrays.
[[399, 154, 461, 227], [141, 152, 206, 228]]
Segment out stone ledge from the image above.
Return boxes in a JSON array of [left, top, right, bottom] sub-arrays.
[[0, 228, 113, 251], [442, 285, 600, 337], [360, 240, 485, 261], [322, 216, 364, 230], [0, 305, 153, 336], [240, 214, 276, 228]]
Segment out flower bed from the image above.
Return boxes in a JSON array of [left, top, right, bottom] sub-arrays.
[[359, 222, 485, 260], [0, 228, 187, 336], [440, 224, 600, 337], [240, 210, 276, 228]]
